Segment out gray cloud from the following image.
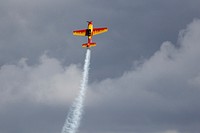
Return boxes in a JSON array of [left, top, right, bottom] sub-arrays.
[[1, 18, 200, 133], [84, 19, 200, 133], [0, 54, 82, 106], [1, 0, 200, 80], [1, 0, 200, 133]]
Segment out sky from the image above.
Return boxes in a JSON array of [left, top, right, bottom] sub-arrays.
[[0, 0, 200, 133]]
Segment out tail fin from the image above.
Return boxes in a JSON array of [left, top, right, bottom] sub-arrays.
[[82, 43, 96, 48]]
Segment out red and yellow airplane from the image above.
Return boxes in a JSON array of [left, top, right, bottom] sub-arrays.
[[73, 21, 108, 48]]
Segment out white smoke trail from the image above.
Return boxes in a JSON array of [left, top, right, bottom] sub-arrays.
[[61, 49, 91, 133]]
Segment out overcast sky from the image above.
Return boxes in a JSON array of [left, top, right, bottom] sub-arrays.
[[1, 0, 200, 133]]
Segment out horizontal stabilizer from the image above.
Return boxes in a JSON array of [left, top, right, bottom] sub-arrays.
[[82, 43, 96, 48]]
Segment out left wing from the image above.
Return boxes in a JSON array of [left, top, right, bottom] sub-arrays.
[[93, 27, 108, 36], [73, 29, 87, 36]]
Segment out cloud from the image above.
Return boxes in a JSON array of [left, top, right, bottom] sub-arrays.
[[84, 19, 200, 133], [1, 0, 200, 132], [1, 18, 200, 133], [0, 54, 82, 106]]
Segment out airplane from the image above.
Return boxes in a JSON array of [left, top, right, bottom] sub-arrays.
[[73, 21, 108, 48]]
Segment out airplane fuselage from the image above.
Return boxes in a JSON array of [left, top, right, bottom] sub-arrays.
[[86, 21, 93, 44]]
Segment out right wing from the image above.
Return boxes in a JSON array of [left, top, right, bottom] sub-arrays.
[[93, 27, 108, 36], [73, 29, 87, 36]]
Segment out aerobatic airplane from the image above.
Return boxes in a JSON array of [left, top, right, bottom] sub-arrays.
[[73, 21, 108, 48]]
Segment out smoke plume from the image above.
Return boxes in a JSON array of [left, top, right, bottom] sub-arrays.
[[61, 49, 91, 133]]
